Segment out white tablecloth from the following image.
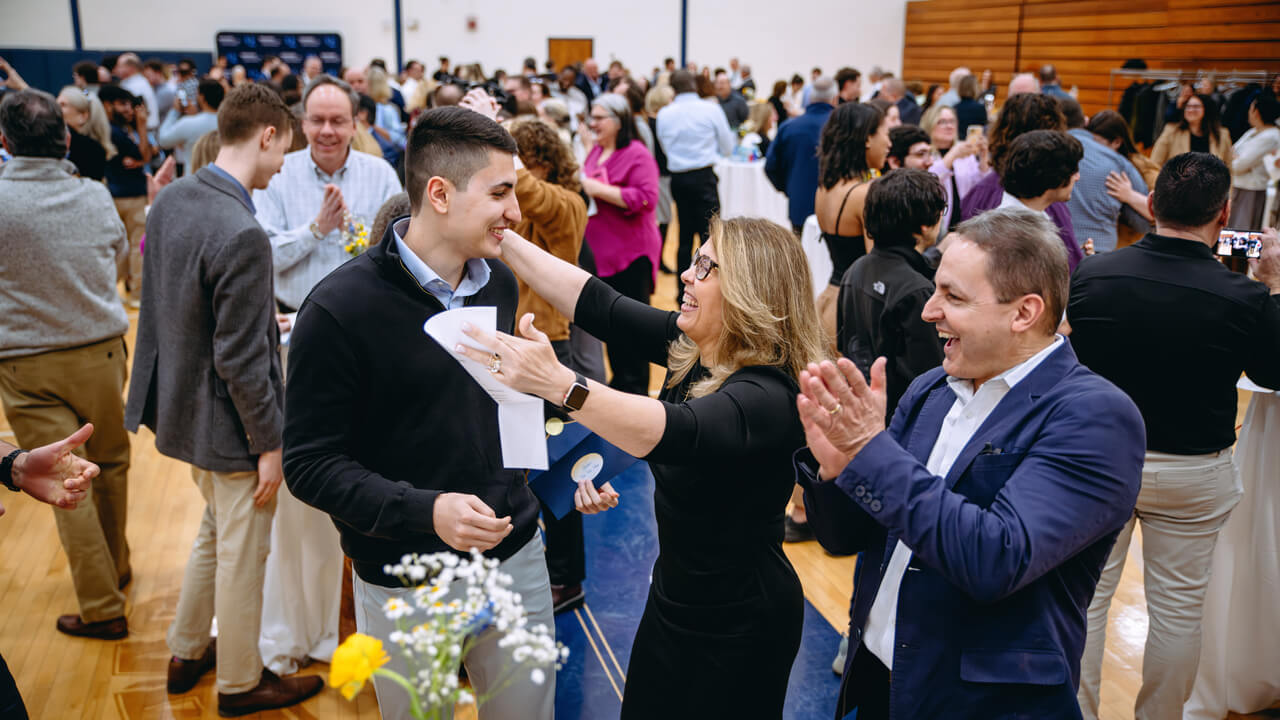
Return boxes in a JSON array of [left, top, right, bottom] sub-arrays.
[[1184, 381, 1280, 719], [799, 215, 831, 300], [714, 159, 791, 229]]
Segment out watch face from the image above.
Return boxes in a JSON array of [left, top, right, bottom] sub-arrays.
[[566, 383, 590, 410]]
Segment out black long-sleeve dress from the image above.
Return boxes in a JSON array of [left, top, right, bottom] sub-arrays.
[[574, 277, 806, 719]]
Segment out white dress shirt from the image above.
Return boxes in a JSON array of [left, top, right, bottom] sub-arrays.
[[655, 93, 736, 173], [862, 335, 1065, 669], [253, 147, 402, 310]]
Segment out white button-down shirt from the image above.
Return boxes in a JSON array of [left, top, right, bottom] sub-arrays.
[[655, 93, 736, 173], [862, 335, 1064, 669], [253, 148, 402, 310]]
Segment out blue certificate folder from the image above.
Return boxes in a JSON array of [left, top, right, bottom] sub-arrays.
[[528, 421, 639, 519]]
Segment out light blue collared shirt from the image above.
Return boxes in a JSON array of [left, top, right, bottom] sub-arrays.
[[391, 218, 491, 308], [206, 163, 255, 213], [655, 92, 736, 172]]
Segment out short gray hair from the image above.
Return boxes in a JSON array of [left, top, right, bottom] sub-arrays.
[[302, 75, 359, 116], [809, 76, 837, 105], [952, 207, 1068, 335]]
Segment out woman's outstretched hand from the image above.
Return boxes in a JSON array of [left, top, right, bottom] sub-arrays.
[[456, 313, 577, 404]]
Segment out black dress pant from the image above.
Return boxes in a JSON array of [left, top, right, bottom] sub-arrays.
[[0, 652, 28, 720], [669, 166, 720, 304], [601, 256, 654, 396]]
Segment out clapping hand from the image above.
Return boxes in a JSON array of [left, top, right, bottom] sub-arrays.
[[796, 358, 888, 482], [314, 183, 347, 236], [3, 424, 99, 517]]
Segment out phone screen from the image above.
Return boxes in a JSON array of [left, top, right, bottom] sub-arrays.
[[966, 125, 984, 143], [1216, 229, 1263, 259]]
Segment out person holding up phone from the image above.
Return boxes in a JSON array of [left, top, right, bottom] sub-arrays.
[[1069, 152, 1280, 720]]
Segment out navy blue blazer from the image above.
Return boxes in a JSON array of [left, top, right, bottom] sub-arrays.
[[765, 102, 832, 230], [797, 341, 1144, 720]]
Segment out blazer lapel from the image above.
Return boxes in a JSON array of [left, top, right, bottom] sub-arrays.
[[907, 381, 954, 463]]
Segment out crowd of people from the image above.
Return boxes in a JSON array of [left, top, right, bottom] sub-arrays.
[[1, 44, 1279, 720]]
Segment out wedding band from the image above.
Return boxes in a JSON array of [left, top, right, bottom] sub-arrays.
[[487, 353, 502, 374], [827, 403, 843, 416]]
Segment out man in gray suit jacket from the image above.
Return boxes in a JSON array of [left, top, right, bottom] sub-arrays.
[[124, 84, 323, 716]]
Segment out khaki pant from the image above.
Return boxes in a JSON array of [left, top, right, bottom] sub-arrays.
[[168, 467, 275, 694], [1078, 449, 1242, 720], [353, 536, 555, 720], [0, 337, 130, 622], [114, 196, 147, 303]]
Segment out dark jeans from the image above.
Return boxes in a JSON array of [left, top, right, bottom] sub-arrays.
[[601, 257, 654, 397], [670, 166, 720, 304]]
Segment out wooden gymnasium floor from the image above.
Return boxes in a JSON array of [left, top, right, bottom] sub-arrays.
[[0, 238, 1271, 720]]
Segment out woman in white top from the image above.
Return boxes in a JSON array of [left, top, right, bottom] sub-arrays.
[[1228, 95, 1280, 229]]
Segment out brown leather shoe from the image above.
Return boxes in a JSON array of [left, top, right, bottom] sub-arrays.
[[55, 614, 128, 640], [218, 669, 323, 717], [167, 639, 216, 694]]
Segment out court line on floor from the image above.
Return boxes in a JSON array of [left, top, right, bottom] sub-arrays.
[[573, 607, 623, 702], [581, 603, 627, 683]]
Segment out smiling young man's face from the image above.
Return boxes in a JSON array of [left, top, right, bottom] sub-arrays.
[[439, 150, 522, 259]]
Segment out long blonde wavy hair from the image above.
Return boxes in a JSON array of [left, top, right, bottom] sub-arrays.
[[667, 216, 828, 398]]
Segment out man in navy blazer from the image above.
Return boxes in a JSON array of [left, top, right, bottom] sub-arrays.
[[794, 207, 1146, 720]]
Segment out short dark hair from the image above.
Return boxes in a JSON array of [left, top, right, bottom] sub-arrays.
[[0, 89, 67, 159], [405, 59, 423, 72], [143, 58, 166, 74], [1254, 94, 1280, 126], [405, 106, 518, 213], [670, 69, 696, 94], [355, 93, 377, 123], [999, 130, 1083, 199], [835, 67, 861, 92], [1086, 110, 1139, 158], [1057, 96, 1085, 129], [371, 192, 410, 244], [177, 57, 197, 75], [97, 84, 136, 105], [73, 60, 99, 85], [1152, 152, 1231, 229], [819, 101, 884, 189], [217, 83, 292, 145], [865, 169, 947, 247], [198, 79, 225, 110], [1039, 64, 1058, 84], [888, 125, 931, 165], [954, 208, 1068, 336]]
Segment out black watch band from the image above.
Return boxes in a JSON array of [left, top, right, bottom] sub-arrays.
[[562, 372, 590, 412], [1, 448, 24, 492]]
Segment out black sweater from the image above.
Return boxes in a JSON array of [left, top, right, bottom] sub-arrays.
[[283, 231, 539, 586]]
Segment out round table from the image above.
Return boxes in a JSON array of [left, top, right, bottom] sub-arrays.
[[714, 159, 791, 229]]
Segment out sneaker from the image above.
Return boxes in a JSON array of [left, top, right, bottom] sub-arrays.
[[217, 669, 323, 717], [783, 515, 814, 543], [168, 639, 216, 694], [832, 635, 849, 676]]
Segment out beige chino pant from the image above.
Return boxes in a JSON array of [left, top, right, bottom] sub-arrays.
[[0, 337, 131, 623], [113, 196, 147, 303], [1078, 448, 1241, 720], [167, 467, 275, 694]]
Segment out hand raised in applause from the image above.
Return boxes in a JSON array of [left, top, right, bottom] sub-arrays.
[[796, 358, 888, 482], [433, 493, 513, 552], [314, 183, 347, 236]]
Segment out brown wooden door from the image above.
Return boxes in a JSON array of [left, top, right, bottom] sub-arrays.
[[548, 38, 593, 73]]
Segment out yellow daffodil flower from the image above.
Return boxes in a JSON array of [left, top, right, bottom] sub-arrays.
[[329, 633, 390, 700]]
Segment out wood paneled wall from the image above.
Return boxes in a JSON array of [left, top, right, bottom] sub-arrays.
[[902, 0, 1280, 115]]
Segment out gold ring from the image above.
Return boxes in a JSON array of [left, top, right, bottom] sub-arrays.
[[487, 353, 502, 374], [827, 403, 843, 416]]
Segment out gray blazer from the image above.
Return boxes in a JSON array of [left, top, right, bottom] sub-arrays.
[[125, 167, 283, 472]]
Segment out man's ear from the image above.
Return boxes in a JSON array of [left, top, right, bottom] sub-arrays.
[[886, 156, 901, 170], [425, 175, 452, 214], [259, 125, 277, 150], [1010, 293, 1047, 334]]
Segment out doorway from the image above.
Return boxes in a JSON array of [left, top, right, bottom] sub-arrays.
[[547, 38, 593, 73]]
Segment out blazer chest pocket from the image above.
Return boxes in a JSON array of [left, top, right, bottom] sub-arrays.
[[957, 451, 1025, 508], [959, 648, 1068, 686]]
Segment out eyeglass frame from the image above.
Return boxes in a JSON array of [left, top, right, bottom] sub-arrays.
[[691, 250, 720, 281]]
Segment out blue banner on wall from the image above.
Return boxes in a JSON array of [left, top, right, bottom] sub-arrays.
[[215, 31, 342, 79]]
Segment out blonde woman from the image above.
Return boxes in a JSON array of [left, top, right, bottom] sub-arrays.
[[457, 216, 826, 719], [364, 65, 406, 155], [56, 87, 116, 180]]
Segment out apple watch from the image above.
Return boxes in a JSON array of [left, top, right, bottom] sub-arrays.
[[561, 372, 590, 412]]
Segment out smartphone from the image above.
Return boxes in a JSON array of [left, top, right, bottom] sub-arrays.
[[1216, 229, 1263, 259], [966, 125, 984, 143]]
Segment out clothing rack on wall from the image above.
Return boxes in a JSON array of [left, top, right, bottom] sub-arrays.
[[1107, 68, 1272, 108]]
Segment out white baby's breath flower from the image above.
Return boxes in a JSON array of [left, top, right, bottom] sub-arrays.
[[530, 668, 546, 686]]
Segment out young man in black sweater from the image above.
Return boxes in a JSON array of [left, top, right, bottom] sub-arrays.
[[283, 107, 553, 720]]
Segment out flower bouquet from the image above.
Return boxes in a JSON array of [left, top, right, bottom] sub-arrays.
[[341, 212, 371, 257], [329, 549, 566, 719]]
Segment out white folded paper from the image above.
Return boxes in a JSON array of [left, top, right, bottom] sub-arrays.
[[1237, 375, 1275, 395], [423, 307, 549, 469]]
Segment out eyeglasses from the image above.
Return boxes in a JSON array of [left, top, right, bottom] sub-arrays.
[[691, 251, 719, 281]]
